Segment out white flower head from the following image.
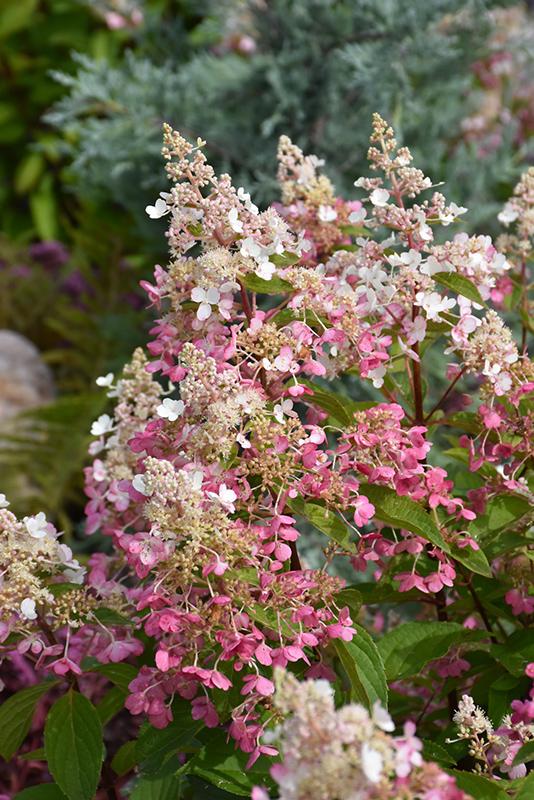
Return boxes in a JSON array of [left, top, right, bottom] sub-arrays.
[[96, 372, 114, 388], [191, 286, 221, 321], [370, 188, 390, 207], [237, 187, 258, 215], [318, 204, 337, 222], [415, 291, 456, 321], [439, 203, 468, 225], [90, 414, 114, 437], [348, 207, 367, 224], [23, 512, 49, 539], [0, 493, 9, 508], [145, 193, 171, 219], [498, 202, 518, 226], [207, 483, 237, 513], [273, 398, 294, 424], [132, 474, 151, 496], [361, 742, 383, 783], [228, 207, 244, 233], [157, 398, 185, 422], [372, 701, 395, 732], [20, 598, 37, 620]]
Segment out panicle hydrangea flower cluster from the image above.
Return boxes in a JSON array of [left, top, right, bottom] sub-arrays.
[[1, 113, 532, 787], [452, 685, 534, 780], [252, 670, 466, 800], [80, 113, 532, 756]]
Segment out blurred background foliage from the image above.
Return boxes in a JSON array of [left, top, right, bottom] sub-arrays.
[[0, 0, 532, 527]]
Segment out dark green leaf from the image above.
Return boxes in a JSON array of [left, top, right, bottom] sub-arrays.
[[92, 662, 137, 692], [0, 681, 57, 760], [512, 739, 534, 767], [130, 774, 185, 800], [515, 771, 534, 799], [421, 740, 456, 766], [242, 274, 292, 294], [449, 542, 492, 578], [111, 740, 138, 776], [433, 272, 484, 306], [334, 624, 388, 710], [189, 729, 271, 796], [288, 497, 355, 551], [14, 786, 67, 800], [360, 484, 447, 550], [269, 251, 300, 267], [96, 686, 126, 725], [136, 704, 203, 777], [377, 622, 471, 681], [447, 770, 509, 799], [44, 691, 104, 800]]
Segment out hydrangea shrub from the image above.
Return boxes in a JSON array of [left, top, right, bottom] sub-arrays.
[[0, 116, 533, 799]]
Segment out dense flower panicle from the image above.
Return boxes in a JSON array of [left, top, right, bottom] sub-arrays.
[[2, 113, 532, 790], [77, 115, 533, 753], [453, 690, 534, 779], [252, 671, 467, 800]]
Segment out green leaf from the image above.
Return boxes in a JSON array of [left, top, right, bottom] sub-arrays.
[[111, 740, 138, 776], [20, 747, 46, 761], [334, 624, 388, 710], [299, 380, 374, 425], [44, 691, 104, 800], [512, 739, 534, 767], [0, 680, 57, 760], [96, 686, 126, 725], [242, 274, 292, 294], [515, 771, 534, 799], [334, 587, 362, 618], [188, 729, 271, 796], [446, 770, 509, 799], [130, 774, 185, 800], [269, 251, 300, 267], [377, 622, 471, 681], [14, 786, 67, 800], [93, 607, 133, 627], [421, 740, 456, 766], [360, 484, 447, 550], [449, 542, 492, 578], [433, 272, 485, 306], [469, 494, 531, 542], [288, 497, 355, 552], [0, 0, 39, 38], [92, 662, 137, 692], [136, 704, 203, 777]]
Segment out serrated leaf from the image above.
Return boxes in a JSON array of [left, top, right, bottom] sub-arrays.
[[446, 769, 509, 799], [44, 691, 104, 800], [421, 740, 456, 766], [299, 381, 374, 425], [433, 272, 484, 306], [0, 680, 57, 760], [513, 739, 534, 767], [130, 774, 185, 800], [14, 786, 67, 800], [96, 686, 126, 725], [288, 497, 355, 551], [92, 662, 137, 692], [188, 729, 271, 796], [111, 740, 138, 776], [449, 542, 492, 578], [334, 624, 388, 710], [514, 770, 534, 799], [269, 251, 300, 267], [360, 484, 447, 550], [242, 274, 292, 294], [377, 622, 471, 681], [136, 704, 203, 777]]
